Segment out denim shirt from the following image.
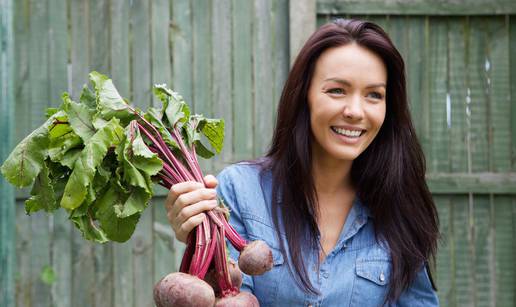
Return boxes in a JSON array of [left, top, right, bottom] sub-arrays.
[[216, 163, 439, 307]]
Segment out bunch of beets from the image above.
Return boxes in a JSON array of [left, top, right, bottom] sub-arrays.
[[1, 72, 273, 306]]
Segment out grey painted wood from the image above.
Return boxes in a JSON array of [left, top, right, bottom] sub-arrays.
[[289, 0, 316, 65]]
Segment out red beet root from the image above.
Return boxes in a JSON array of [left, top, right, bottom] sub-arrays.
[[238, 240, 273, 275], [153, 272, 215, 307], [215, 291, 260, 307], [205, 259, 243, 295]]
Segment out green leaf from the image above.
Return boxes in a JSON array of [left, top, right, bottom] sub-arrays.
[[79, 84, 96, 109], [25, 161, 57, 214], [60, 118, 124, 210], [0, 114, 60, 187], [40, 265, 56, 285], [70, 212, 108, 243], [199, 118, 224, 154], [94, 183, 141, 242], [143, 108, 179, 149], [62, 93, 96, 142], [153, 84, 190, 127], [89, 71, 134, 122]]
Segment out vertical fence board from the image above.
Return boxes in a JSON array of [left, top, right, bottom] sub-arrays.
[[428, 18, 449, 173], [0, 0, 15, 305], [253, 0, 274, 157], [70, 1, 95, 307], [151, 0, 177, 283], [271, 0, 289, 125], [109, 1, 134, 306], [212, 0, 233, 169], [435, 196, 453, 306], [130, 1, 154, 306], [473, 195, 493, 306], [488, 17, 514, 307], [452, 195, 474, 306], [29, 0, 52, 306], [192, 0, 214, 172], [48, 1, 71, 306], [232, 0, 253, 161], [13, 0, 31, 305], [90, 1, 114, 306], [406, 17, 424, 136], [171, 0, 193, 104], [512, 17, 516, 171]]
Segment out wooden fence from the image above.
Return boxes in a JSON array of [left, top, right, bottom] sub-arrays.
[[1, 0, 516, 306]]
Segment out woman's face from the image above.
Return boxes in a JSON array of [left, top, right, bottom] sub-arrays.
[[308, 43, 387, 165]]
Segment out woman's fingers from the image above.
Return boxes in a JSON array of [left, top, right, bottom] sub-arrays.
[[164, 177, 219, 243], [165, 181, 204, 211], [173, 199, 218, 226], [203, 174, 218, 189]]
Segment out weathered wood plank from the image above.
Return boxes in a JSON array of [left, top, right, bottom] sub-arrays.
[[472, 195, 493, 306], [447, 18, 468, 173], [151, 0, 176, 285], [48, 0, 71, 306], [468, 17, 489, 173], [426, 172, 516, 194], [405, 17, 424, 136], [88, 2, 114, 306], [453, 195, 474, 306], [427, 17, 449, 173], [69, 1, 95, 306], [28, 0, 52, 305], [272, 0, 289, 125], [192, 0, 214, 173], [109, 1, 134, 306], [253, 0, 274, 157], [171, 0, 193, 104], [0, 0, 15, 305], [12, 0, 31, 305], [487, 17, 511, 172], [316, 0, 516, 15], [130, 1, 155, 306], [212, 0, 233, 171], [435, 196, 453, 306], [289, 0, 316, 65], [232, 0, 253, 162], [494, 196, 515, 306], [511, 17, 516, 171]]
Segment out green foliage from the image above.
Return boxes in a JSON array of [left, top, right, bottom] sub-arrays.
[[1, 72, 225, 243]]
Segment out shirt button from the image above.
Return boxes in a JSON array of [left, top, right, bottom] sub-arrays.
[[323, 272, 329, 278], [379, 272, 385, 282]]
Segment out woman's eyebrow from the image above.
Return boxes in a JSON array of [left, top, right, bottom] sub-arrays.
[[324, 77, 386, 89]]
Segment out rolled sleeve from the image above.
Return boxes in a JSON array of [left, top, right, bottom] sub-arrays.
[[393, 264, 439, 306]]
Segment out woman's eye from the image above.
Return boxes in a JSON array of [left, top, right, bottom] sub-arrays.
[[326, 88, 344, 95], [367, 92, 384, 100]]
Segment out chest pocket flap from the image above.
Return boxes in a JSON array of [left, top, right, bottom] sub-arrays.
[[242, 212, 284, 265], [356, 259, 391, 286]]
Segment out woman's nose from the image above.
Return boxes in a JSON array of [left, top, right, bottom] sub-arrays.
[[342, 94, 364, 120]]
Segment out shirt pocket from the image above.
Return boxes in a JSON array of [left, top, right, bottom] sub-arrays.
[[350, 258, 391, 306], [242, 213, 285, 306]]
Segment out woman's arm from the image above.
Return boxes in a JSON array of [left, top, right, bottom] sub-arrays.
[[392, 263, 439, 306]]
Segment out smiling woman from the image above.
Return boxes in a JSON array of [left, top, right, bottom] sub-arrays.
[[165, 19, 439, 306]]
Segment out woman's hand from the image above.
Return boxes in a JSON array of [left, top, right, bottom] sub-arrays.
[[165, 175, 219, 243]]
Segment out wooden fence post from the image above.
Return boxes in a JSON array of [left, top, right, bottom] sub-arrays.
[[0, 0, 15, 305], [289, 0, 316, 65]]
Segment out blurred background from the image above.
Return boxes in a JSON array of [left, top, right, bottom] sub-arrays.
[[0, 0, 515, 306]]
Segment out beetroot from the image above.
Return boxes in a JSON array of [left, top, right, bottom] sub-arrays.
[[215, 292, 260, 307], [205, 259, 243, 295], [153, 272, 215, 307], [238, 240, 274, 275]]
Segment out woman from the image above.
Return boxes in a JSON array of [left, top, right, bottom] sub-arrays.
[[165, 19, 440, 306]]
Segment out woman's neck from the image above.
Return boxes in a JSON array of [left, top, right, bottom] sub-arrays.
[[312, 155, 353, 196]]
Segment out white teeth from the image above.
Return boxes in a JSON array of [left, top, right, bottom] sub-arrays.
[[332, 127, 363, 137]]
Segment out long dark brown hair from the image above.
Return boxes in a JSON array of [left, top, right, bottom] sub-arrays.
[[261, 19, 439, 302]]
